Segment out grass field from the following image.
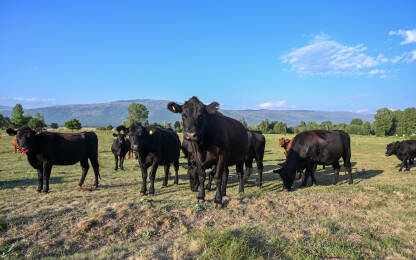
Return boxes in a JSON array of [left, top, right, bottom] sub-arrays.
[[1, 131, 416, 259]]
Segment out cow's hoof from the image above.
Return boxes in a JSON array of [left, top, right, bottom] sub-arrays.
[[148, 193, 154, 197], [161, 185, 167, 189], [114, 168, 118, 171], [37, 189, 42, 193], [140, 192, 147, 196], [214, 202, 223, 209], [197, 198, 205, 203], [43, 190, 49, 194], [348, 181, 353, 184], [174, 181, 179, 185]]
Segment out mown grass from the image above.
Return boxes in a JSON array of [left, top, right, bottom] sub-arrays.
[[0, 131, 416, 259]]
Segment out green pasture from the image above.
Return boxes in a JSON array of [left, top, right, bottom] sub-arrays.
[[0, 131, 415, 259]]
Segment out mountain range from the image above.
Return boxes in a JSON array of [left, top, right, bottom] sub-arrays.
[[0, 99, 374, 127]]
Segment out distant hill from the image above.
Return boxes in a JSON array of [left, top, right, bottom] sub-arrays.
[[0, 99, 374, 127]]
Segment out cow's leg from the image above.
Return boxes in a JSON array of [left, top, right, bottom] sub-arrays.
[[90, 156, 100, 188], [333, 161, 340, 185], [79, 159, 90, 187], [114, 154, 118, 171], [37, 167, 43, 192], [237, 162, 245, 193], [214, 154, 225, 207], [305, 164, 316, 186], [243, 158, 253, 185], [301, 169, 310, 187], [139, 161, 148, 195], [205, 165, 216, 190], [404, 158, 410, 171], [197, 169, 206, 201], [174, 159, 179, 185], [149, 160, 159, 195], [120, 154, 125, 170], [257, 157, 264, 188], [43, 163, 52, 193], [162, 164, 170, 187], [322, 164, 326, 169], [221, 167, 229, 196]]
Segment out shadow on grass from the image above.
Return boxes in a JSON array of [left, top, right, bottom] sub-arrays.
[[296, 166, 383, 187], [0, 176, 67, 189]]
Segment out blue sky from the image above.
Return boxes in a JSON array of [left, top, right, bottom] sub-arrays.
[[1, 1, 415, 113]]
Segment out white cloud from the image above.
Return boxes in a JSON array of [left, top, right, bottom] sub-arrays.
[[389, 28, 416, 45], [406, 50, 416, 63], [258, 100, 286, 109], [282, 34, 387, 76], [356, 109, 369, 113], [0, 97, 56, 108]]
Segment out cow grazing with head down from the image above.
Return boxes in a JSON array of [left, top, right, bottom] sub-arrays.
[[111, 125, 131, 171], [6, 126, 100, 193], [385, 140, 416, 171], [274, 130, 352, 191], [128, 123, 180, 195], [168, 96, 249, 207]]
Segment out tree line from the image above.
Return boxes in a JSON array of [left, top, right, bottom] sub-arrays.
[[2, 103, 415, 137]]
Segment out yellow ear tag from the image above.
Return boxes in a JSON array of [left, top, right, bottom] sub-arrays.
[[172, 106, 176, 112], [120, 130, 124, 134], [149, 130, 153, 135]]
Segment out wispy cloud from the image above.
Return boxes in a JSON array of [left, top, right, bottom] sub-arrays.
[[389, 28, 416, 45], [0, 97, 56, 108], [257, 100, 296, 109], [281, 33, 387, 76], [356, 109, 369, 113]]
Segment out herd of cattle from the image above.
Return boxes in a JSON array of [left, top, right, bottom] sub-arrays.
[[5, 96, 416, 207]]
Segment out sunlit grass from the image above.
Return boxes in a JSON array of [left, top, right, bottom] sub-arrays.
[[0, 131, 415, 259]]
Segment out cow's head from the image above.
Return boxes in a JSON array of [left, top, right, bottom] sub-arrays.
[[167, 96, 219, 141], [386, 141, 400, 156], [6, 126, 37, 153], [128, 123, 153, 152], [113, 125, 129, 146], [274, 164, 295, 191]]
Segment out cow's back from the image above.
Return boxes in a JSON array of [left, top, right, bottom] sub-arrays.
[[205, 113, 248, 166], [39, 132, 98, 165], [157, 128, 180, 164]]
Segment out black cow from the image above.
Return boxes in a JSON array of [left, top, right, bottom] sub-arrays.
[[274, 130, 352, 191], [204, 130, 265, 190], [111, 125, 131, 171], [385, 140, 416, 171], [6, 126, 100, 193], [168, 96, 248, 207], [128, 123, 180, 195], [181, 138, 223, 192]]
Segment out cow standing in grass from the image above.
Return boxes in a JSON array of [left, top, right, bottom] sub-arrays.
[[274, 130, 352, 191], [6, 126, 100, 193], [111, 125, 131, 171], [128, 123, 180, 195], [168, 96, 248, 207], [385, 140, 416, 171]]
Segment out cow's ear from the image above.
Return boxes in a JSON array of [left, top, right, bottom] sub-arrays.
[[112, 133, 118, 137], [167, 102, 182, 113], [206, 102, 219, 114], [6, 128, 17, 136]]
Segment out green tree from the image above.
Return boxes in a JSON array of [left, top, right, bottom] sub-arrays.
[[374, 108, 394, 136], [320, 121, 333, 130], [65, 118, 82, 131], [50, 123, 59, 129], [362, 121, 371, 135], [0, 114, 12, 129], [174, 121, 183, 132], [258, 119, 270, 133], [350, 118, 363, 126], [106, 125, 113, 130], [403, 107, 416, 136], [123, 103, 149, 127], [28, 117, 46, 129], [272, 121, 287, 134], [11, 104, 25, 127]]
